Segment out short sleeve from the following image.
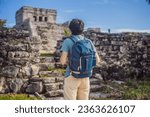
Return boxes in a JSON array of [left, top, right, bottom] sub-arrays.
[[60, 39, 70, 53]]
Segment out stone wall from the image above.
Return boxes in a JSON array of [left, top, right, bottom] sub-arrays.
[[0, 28, 64, 99], [84, 31, 150, 80], [35, 23, 65, 53], [15, 19, 65, 54], [0, 28, 39, 93], [0, 27, 150, 99]]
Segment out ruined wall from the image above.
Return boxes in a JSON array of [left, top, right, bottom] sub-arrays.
[[15, 6, 66, 54], [84, 31, 150, 80], [0, 28, 64, 99], [0, 27, 150, 99], [35, 23, 65, 53], [0, 28, 39, 93]]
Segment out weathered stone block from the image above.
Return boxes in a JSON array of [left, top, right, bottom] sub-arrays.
[[26, 82, 43, 94], [44, 83, 62, 91], [42, 77, 56, 83], [9, 78, 23, 93], [23, 66, 32, 76], [14, 51, 30, 58], [2, 66, 19, 78], [0, 77, 5, 93], [31, 65, 40, 76], [44, 90, 63, 97]]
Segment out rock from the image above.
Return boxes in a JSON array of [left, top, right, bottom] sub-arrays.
[[31, 65, 40, 76], [90, 78, 101, 85], [26, 82, 43, 94], [94, 74, 103, 80], [44, 82, 63, 91], [39, 57, 54, 63], [55, 77, 64, 82], [38, 63, 55, 71], [90, 92, 110, 99], [112, 80, 125, 85], [42, 77, 56, 83], [44, 90, 63, 97], [9, 78, 23, 93], [46, 97, 64, 100], [90, 85, 103, 92], [0, 77, 5, 93], [39, 71, 53, 77], [23, 66, 32, 77], [2, 66, 19, 78]]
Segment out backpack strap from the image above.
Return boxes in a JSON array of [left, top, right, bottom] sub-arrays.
[[70, 36, 78, 44], [70, 37, 76, 44]]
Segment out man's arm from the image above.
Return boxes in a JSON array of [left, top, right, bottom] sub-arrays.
[[96, 52, 101, 65], [60, 52, 68, 65]]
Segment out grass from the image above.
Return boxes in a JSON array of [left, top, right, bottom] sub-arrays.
[[96, 78, 150, 100], [0, 94, 41, 100], [47, 66, 66, 75], [122, 80, 150, 100], [40, 53, 54, 57], [38, 66, 66, 78]]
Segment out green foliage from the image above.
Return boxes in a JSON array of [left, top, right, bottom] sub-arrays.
[[0, 19, 6, 28], [122, 81, 150, 99], [100, 86, 113, 93], [40, 53, 54, 57], [47, 65, 65, 73], [64, 28, 71, 36], [0, 94, 41, 100], [47, 66, 66, 75], [47, 65, 55, 71], [57, 68, 66, 75], [96, 78, 150, 100]]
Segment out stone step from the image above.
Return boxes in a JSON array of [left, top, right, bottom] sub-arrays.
[[38, 63, 55, 71], [44, 82, 63, 91], [39, 71, 54, 77], [90, 92, 110, 100], [42, 77, 64, 83], [39, 70, 63, 77], [46, 97, 64, 100], [90, 85, 104, 92], [55, 62, 63, 68], [44, 90, 63, 97], [90, 78, 101, 85], [39, 57, 55, 63]]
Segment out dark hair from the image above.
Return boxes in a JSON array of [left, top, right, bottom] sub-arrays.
[[69, 19, 84, 35]]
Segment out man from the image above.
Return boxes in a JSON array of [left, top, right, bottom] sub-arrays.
[[60, 19, 100, 100]]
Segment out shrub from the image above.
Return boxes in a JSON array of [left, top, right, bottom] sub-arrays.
[[0, 19, 6, 28]]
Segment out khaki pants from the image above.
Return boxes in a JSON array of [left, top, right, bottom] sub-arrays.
[[63, 75, 90, 100]]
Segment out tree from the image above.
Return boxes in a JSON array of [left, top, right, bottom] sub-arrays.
[[0, 19, 6, 28]]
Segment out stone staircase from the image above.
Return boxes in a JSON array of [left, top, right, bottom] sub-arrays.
[[28, 53, 113, 100], [89, 78, 110, 99]]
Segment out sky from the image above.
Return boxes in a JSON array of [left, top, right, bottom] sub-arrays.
[[0, 0, 150, 33]]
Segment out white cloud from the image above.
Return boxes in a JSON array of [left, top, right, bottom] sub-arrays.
[[115, 29, 150, 33]]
